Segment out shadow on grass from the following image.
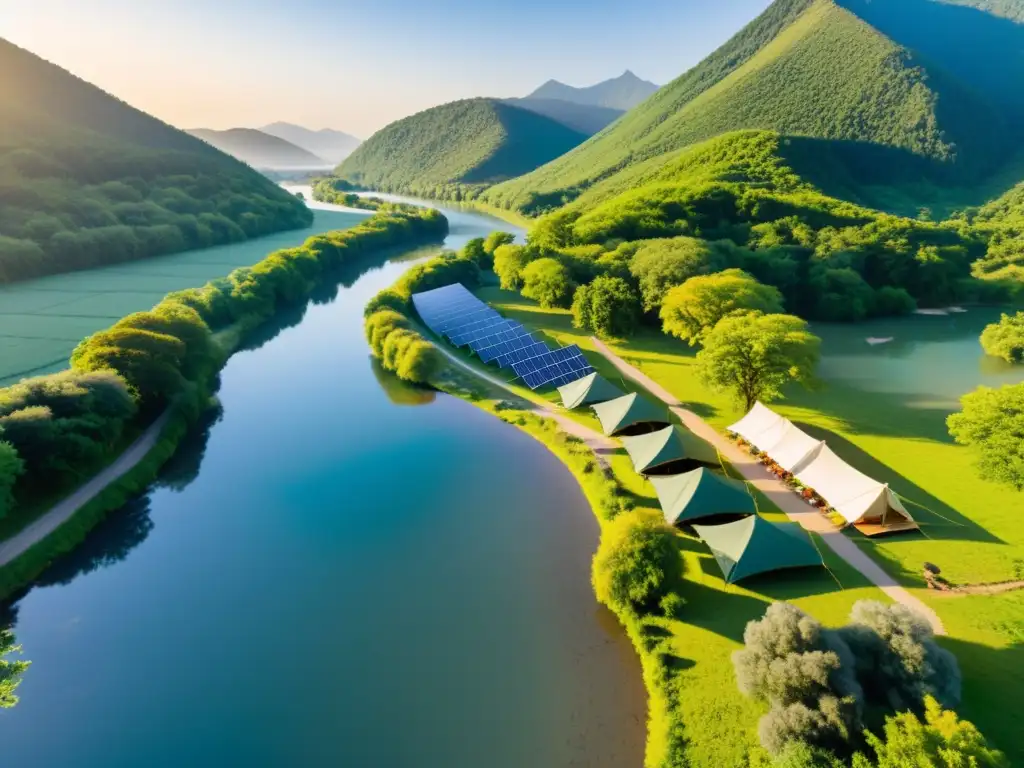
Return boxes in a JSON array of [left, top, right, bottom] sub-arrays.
[[938, 639, 1024, 765], [794, 421, 1003, 546]]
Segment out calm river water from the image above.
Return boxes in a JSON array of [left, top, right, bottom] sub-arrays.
[[0, 197, 646, 767]]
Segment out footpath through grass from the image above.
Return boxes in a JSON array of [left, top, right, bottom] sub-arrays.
[[474, 285, 1024, 763]]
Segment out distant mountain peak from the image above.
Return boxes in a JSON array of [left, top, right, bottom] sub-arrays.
[[259, 122, 361, 164], [525, 71, 659, 111]]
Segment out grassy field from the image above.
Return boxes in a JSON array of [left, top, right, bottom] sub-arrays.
[[472, 285, 1024, 763], [0, 208, 366, 385], [436, 298, 891, 766]]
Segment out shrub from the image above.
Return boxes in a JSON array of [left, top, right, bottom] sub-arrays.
[[733, 603, 863, 756], [396, 341, 441, 384], [0, 440, 24, 520], [521, 257, 576, 308], [980, 311, 1024, 364], [838, 600, 961, 711], [855, 696, 1008, 768], [659, 592, 686, 620], [571, 275, 641, 338], [592, 511, 684, 616], [0, 628, 29, 708], [660, 269, 784, 345]]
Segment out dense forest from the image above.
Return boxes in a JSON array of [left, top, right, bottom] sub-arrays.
[[484, 0, 1024, 215], [333, 98, 587, 200], [0, 38, 312, 284], [489, 131, 1016, 321]]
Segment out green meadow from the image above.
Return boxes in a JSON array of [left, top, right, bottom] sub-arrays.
[[472, 285, 1024, 763], [0, 208, 366, 385]]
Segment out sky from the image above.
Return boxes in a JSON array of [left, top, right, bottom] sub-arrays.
[[1, 0, 773, 138]]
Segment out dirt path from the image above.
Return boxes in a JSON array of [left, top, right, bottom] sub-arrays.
[[588, 337, 946, 636], [932, 580, 1024, 597], [0, 412, 171, 568], [436, 347, 617, 467]]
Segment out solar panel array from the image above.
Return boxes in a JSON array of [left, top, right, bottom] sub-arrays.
[[412, 283, 594, 390]]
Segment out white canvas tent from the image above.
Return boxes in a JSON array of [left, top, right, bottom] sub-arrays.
[[769, 425, 824, 474], [729, 404, 821, 473], [795, 445, 917, 534], [728, 402, 785, 446]]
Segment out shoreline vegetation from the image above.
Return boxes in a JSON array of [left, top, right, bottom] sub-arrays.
[[309, 176, 533, 230], [0, 204, 449, 601], [363, 249, 687, 766]]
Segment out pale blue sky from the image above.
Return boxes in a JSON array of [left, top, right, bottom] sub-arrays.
[[1, 0, 773, 137]]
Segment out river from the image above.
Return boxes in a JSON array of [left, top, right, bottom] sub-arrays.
[[0, 196, 646, 767]]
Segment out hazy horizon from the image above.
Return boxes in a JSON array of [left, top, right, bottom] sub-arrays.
[[1, 0, 772, 137]]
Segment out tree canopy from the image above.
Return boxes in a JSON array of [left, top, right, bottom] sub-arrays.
[[0, 629, 29, 709], [855, 696, 1008, 768], [572, 275, 641, 339], [661, 269, 785, 346], [947, 383, 1024, 491], [980, 311, 1024, 364], [697, 311, 820, 412], [521, 257, 576, 309]]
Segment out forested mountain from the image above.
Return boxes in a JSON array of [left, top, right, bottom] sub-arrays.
[[0, 38, 311, 283], [486, 0, 1024, 215], [526, 71, 659, 111], [333, 98, 587, 197], [187, 128, 327, 168], [260, 122, 362, 163], [502, 98, 623, 135]]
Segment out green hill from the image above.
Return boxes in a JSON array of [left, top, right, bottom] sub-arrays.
[[485, 0, 1024, 215], [187, 128, 327, 168], [502, 98, 623, 136], [333, 98, 587, 197], [0, 38, 312, 284]]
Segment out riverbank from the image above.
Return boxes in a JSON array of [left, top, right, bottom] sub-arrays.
[[467, 285, 1024, 762], [0, 207, 449, 602], [365, 251, 895, 766]]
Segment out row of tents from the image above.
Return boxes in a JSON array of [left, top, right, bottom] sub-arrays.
[[557, 372, 825, 584], [727, 403, 918, 537]]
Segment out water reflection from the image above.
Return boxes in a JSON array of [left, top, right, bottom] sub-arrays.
[[369, 357, 437, 406]]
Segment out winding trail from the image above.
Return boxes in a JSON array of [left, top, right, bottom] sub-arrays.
[[0, 412, 170, 568], [588, 337, 946, 636]]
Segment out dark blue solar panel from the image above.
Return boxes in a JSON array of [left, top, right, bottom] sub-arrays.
[[513, 345, 594, 390]]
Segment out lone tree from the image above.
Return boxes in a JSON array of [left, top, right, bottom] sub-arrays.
[[855, 696, 1008, 768], [572, 276, 641, 339], [980, 311, 1024, 364], [697, 311, 820, 412], [947, 382, 1024, 491], [0, 628, 29, 708], [520, 257, 576, 309], [660, 269, 784, 346]]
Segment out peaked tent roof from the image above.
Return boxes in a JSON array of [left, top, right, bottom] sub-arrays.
[[557, 371, 623, 410], [728, 402, 785, 445], [795, 445, 915, 527], [651, 467, 756, 526], [621, 424, 719, 474], [591, 392, 668, 436], [693, 515, 823, 584], [769, 425, 824, 474]]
